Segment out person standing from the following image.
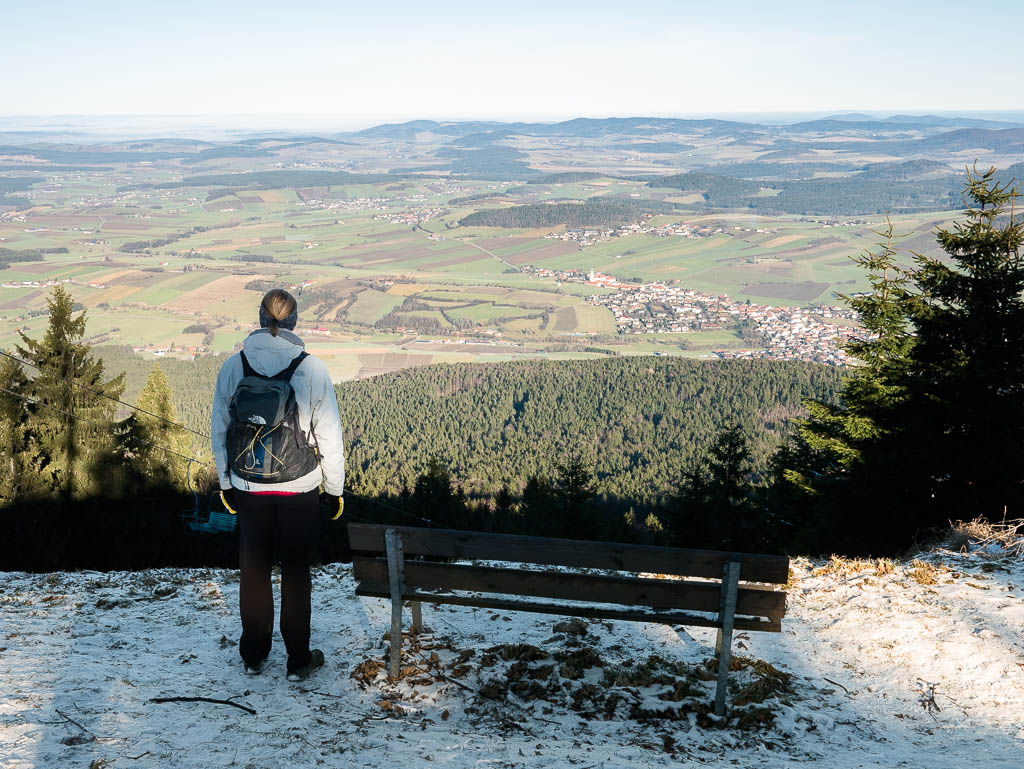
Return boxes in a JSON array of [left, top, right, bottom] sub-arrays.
[[211, 289, 344, 681]]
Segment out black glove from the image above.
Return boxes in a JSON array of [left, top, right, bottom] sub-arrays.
[[220, 488, 238, 515], [321, 492, 343, 520]]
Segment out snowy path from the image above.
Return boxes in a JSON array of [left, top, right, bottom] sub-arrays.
[[2, 550, 1023, 768]]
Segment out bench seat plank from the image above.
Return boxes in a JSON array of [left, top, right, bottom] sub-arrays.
[[352, 556, 786, 620], [348, 524, 789, 584], [354, 583, 781, 633]]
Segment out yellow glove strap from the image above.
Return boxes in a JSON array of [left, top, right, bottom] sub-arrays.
[[332, 497, 344, 521], [220, 490, 237, 515]]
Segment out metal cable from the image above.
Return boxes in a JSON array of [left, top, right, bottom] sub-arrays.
[[0, 348, 211, 440], [0, 384, 207, 465]]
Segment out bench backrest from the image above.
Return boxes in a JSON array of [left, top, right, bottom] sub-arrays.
[[349, 524, 789, 583], [349, 524, 788, 631]]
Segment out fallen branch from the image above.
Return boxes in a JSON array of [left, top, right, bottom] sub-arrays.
[[55, 708, 91, 734], [936, 690, 970, 717], [298, 688, 347, 699], [148, 697, 256, 716], [823, 677, 851, 695], [834, 718, 870, 734]]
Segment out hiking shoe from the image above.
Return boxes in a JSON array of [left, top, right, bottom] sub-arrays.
[[243, 658, 267, 676], [286, 649, 324, 682]]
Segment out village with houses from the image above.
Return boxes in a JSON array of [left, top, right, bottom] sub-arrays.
[[543, 218, 717, 248], [524, 266, 861, 366]]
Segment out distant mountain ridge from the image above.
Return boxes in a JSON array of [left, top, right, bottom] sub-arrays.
[[822, 113, 1017, 129], [351, 114, 1024, 142]]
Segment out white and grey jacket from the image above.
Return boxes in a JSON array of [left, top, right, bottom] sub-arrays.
[[211, 328, 344, 495]]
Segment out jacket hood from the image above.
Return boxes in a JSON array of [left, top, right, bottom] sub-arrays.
[[241, 328, 306, 377]]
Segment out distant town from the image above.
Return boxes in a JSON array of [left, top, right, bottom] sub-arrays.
[[526, 267, 860, 366], [544, 218, 717, 248]]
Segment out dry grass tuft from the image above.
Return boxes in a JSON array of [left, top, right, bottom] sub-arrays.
[[906, 558, 948, 586], [812, 555, 896, 579], [942, 516, 1024, 557]]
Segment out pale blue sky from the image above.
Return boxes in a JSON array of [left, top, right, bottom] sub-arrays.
[[2, 0, 1021, 126]]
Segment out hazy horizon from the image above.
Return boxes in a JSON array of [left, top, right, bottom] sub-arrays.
[[2, 109, 1024, 144], [3, 0, 1022, 122]]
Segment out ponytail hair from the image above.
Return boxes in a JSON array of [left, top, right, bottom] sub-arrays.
[[259, 289, 298, 337]]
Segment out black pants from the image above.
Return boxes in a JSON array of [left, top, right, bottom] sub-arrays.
[[236, 488, 320, 671]]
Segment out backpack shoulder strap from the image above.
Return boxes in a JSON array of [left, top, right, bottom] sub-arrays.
[[238, 350, 257, 378], [273, 351, 309, 382]]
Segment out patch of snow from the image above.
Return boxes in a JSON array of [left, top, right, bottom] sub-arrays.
[[1, 551, 1022, 767]]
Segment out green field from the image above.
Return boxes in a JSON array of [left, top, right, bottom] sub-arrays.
[[346, 289, 404, 323], [0, 149, 972, 380]]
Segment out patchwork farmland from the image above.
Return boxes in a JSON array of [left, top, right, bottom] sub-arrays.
[[1, 131, 983, 377]]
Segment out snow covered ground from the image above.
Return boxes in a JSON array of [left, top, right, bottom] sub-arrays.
[[2, 544, 1023, 768]]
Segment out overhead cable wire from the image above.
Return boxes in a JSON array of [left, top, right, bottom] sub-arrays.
[[0, 384, 208, 465], [343, 488, 433, 526], [0, 348, 211, 440]]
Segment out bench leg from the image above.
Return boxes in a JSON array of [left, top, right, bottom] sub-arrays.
[[385, 529, 406, 680], [411, 601, 422, 635], [714, 560, 741, 717]]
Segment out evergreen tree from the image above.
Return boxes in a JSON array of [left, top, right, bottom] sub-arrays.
[[412, 456, 466, 527], [15, 286, 124, 500], [774, 220, 914, 505], [492, 484, 517, 531], [553, 454, 596, 532], [128, 362, 190, 488], [671, 423, 762, 550], [774, 170, 1024, 551], [519, 474, 557, 535], [0, 354, 37, 501], [895, 167, 1024, 521]]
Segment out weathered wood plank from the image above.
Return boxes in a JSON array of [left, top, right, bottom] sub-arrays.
[[352, 557, 786, 620], [348, 524, 789, 584], [714, 560, 741, 717], [353, 584, 781, 633], [384, 529, 405, 680]]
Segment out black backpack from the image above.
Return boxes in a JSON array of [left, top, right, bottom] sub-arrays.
[[226, 351, 319, 483]]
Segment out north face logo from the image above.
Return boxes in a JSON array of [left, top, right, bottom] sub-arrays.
[[247, 415, 267, 425]]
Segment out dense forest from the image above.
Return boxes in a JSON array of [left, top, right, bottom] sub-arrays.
[[649, 162, 1023, 216], [94, 345, 228, 442], [1, 246, 69, 268], [856, 159, 953, 180], [432, 146, 536, 179], [653, 172, 766, 200], [0, 176, 36, 209], [331, 358, 842, 501], [95, 349, 842, 505], [459, 197, 678, 228], [652, 171, 964, 215]]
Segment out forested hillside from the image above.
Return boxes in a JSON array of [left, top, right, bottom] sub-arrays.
[[98, 352, 842, 503], [336, 359, 842, 501], [652, 172, 963, 215], [97, 346, 228, 438]]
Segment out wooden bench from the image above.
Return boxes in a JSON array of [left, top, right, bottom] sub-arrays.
[[348, 523, 789, 716]]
